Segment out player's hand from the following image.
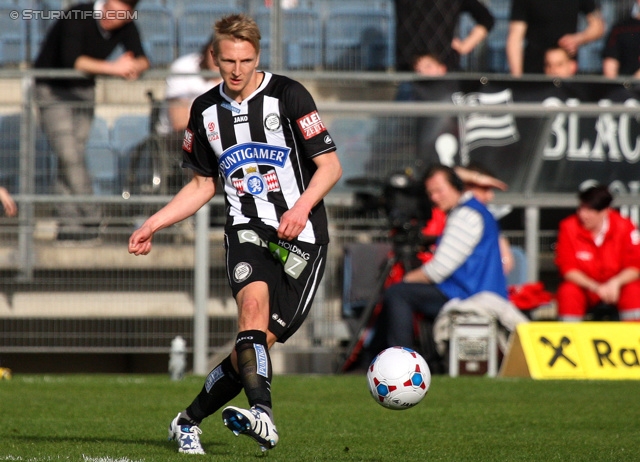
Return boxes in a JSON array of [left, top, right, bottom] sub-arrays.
[[128, 224, 154, 256], [277, 206, 309, 240]]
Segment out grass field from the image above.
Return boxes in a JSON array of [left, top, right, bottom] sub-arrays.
[[0, 373, 638, 461]]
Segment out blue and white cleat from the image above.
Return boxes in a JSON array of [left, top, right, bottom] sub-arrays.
[[222, 405, 279, 451], [168, 413, 206, 455]]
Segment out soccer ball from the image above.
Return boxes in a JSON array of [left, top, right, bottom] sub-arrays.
[[366, 347, 430, 410]]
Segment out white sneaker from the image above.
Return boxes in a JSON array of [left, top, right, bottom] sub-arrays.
[[168, 413, 206, 455], [222, 405, 279, 451]]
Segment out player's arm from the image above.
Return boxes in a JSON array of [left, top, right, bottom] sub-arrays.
[[277, 150, 342, 241], [506, 21, 527, 76], [129, 173, 216, 255]]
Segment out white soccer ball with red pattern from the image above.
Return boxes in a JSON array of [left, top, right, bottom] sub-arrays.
[[366, 346, 431, 410]]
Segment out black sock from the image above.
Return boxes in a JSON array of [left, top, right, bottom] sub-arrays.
[[184, 355, 243, 423], [235, 330, 273, 410]]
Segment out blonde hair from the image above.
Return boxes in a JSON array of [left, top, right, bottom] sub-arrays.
[[213, 14, 261, 56]]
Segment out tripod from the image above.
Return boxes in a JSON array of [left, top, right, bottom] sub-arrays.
[[337, 240, 424, 373]]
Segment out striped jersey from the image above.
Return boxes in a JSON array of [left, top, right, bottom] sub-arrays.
[[182, 72, 337, 245]]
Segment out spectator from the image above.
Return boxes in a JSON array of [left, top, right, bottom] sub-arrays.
[[413, 54, 449, 77], [544, 47, 579, 77], [376, 164, 507, 351], [34, 0, 149, 240], [602, 1, 640, 78], [148, 38, 222, 193], [0, 186, 17, 217], [158, 37, 221, 137], [555, 185, 640, 321], [395, 54, 448, 101], [394, 0, 494, 72], [506, 0, 604, 76]]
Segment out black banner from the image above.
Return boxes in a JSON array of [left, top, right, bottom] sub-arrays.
[[367, 79, 640, 195]]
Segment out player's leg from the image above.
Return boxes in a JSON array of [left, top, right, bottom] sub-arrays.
[[222, 281, 280, 450]]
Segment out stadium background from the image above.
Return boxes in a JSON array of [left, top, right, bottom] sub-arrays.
[[0, 0, 638, 374]]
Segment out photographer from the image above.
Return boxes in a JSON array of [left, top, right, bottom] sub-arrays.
[[375, 164, 507, 352]]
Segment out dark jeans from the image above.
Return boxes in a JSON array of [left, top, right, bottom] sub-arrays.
[[379, 282, 449, 349]]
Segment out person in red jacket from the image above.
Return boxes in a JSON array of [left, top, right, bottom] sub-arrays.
[[555, 185, 640, 321]]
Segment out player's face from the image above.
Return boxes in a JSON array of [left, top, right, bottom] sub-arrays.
[[426, 172, 460, 213], [213, 38, 261, 102]]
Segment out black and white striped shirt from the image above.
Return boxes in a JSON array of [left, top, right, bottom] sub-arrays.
[[182, 72, 337, 244]]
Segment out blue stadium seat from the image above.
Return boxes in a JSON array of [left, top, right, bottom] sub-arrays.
[[111, 114, 150, 193], [134, 4, 176, 66], [177, 5, 242, 57], [253, 6, 322, 70], [506, 245, 529, 287], [86, 117, 118, 195], [111, 114, 150, 157], [324, 7, 395, 71], [0, 113, 57, 194], [0, 2, 27, 65]]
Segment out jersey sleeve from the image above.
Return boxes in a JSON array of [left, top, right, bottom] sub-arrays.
[[181, 98, 219, 178], [283, 80, 337, 159]]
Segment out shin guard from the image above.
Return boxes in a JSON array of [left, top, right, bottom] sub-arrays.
[[235, 330, 272, 410]]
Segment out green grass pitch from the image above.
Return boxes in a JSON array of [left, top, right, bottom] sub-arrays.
[[0, 374, 638, 461]]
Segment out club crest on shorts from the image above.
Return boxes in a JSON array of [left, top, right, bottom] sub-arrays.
[[233, 262, 252, 283]]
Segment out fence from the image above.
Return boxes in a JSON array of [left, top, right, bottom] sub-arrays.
[[1, 69, 640, 374]]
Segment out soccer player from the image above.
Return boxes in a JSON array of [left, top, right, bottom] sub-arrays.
[[128, 14, 342, 454]]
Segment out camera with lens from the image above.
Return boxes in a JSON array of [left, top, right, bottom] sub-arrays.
[[353, 169, 434, 269]]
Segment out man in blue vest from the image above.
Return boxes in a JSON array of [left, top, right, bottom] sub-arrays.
[[378, 164, 507, 350]]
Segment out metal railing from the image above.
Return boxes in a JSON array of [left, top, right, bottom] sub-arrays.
[[2, 69, 640, 372]]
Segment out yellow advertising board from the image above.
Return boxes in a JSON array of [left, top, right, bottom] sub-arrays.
[[500, 322, 640, 379]]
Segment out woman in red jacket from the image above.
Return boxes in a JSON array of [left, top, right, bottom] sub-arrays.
[[555, 185, 640, 321]]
